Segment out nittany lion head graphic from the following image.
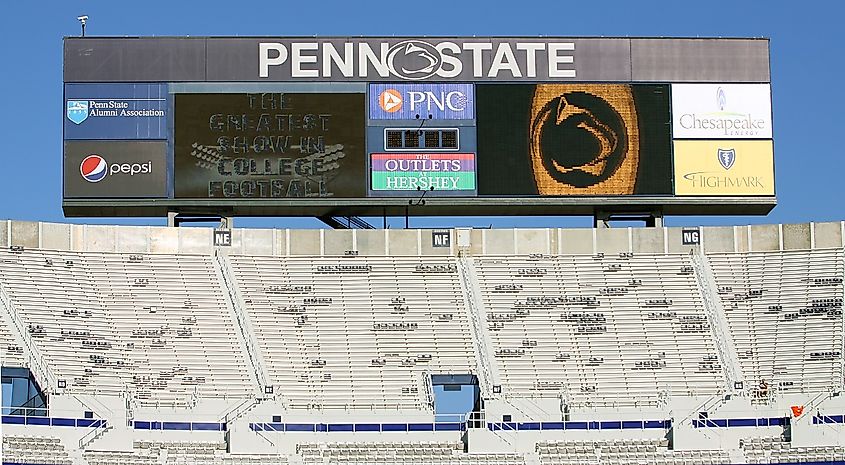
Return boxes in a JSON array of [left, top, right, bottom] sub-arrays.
[[529, 84, 639, 195]]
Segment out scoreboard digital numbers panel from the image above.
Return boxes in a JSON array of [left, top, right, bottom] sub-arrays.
[[174, 92, 365, 198]]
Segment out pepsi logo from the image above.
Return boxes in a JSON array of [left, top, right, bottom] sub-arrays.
[[80, 155, 108, 183], [379, 89, 403, 113]]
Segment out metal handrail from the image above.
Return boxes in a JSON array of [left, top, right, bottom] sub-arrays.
[[456, 255, 495, 398], [689, 250, 744, 393], [215, 252, 271, 393], [0, 283, 56, 391]]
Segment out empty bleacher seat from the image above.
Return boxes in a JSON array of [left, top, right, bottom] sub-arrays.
[[474, 253, 724, 407]]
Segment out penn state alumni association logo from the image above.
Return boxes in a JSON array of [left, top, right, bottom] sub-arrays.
[[717, 148, 736, 170], [67, 100, 89, 125]]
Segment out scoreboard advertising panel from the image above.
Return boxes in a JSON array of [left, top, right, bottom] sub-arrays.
[[669, 84, 774, 197], [62, 37, 775, 217]]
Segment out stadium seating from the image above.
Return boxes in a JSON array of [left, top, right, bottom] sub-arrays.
[[707, 249, 844, 395], [85, 441, 232, 465], [740, 436, 845, 464], [0, 248, 257, 405], [473, 253, 724, 406], [226, 255, 477, 410], [297, 441, 524, 464], [537, 438, 732, 465], [1, 435, 72, 465], [0, 311, 25, 367], [2, 223, 844, 465]]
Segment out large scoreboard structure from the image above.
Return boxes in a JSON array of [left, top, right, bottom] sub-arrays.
[[62, 37, 774, 219]]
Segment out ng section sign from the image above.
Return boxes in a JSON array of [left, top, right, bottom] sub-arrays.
[[673, 140, 774, 196]]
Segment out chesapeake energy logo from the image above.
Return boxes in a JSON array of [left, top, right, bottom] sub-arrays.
[[259, 40, 576, 80], [677, 87, 767, 137]]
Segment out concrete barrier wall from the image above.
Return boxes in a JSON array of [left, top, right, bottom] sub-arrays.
[[2, 220, 843, 256]]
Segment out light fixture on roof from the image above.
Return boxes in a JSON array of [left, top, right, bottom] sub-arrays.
[[77, 15, 88, 37]]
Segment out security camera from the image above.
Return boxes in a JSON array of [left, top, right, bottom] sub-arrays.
[[77, 15, 88, 24]]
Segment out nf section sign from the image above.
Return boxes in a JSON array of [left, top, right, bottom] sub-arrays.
[[62, 36, 776, 218]]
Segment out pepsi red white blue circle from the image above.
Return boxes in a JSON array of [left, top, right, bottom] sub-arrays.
[[80, 155, 108, 183]]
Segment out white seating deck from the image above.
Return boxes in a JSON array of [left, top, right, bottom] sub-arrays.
[[0, 307, 24, 367], [2, 435, 72, 465], [538, 438, 730, 465], [298, 441, 524, 464], [0, 248, 256, 404], [474, 253, 724, 406], [86, 441, 230, 465], [741, 436, 845, 464], [707, 249, 844, 394], [227, 255, 477, 410]]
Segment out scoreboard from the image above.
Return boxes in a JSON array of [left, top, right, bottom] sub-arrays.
[[62, 37, 774, 218]]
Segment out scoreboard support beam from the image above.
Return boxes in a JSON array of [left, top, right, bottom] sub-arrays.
[[594, 210, 664, 229], [166, 211, 233, 228]]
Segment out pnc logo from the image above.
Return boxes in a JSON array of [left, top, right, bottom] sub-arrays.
[[80, 155, 108, 183], [379, 89, 403, 113]]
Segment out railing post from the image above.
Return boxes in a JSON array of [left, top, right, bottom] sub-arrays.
[[0, 283, 56, 392], [689, 251, 745, 395], [455, 255, 496, 400], [214, 252, 272, 397]]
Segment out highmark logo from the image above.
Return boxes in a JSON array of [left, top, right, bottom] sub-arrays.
[[378, 89, 403, 113], [682, 148, 765, 190], [717, 148, 736, 170]]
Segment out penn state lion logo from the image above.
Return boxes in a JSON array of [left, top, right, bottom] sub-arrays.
[[529, 84, 639, 195], [717, 148, 736, 170], [386, 40, 443, 80]]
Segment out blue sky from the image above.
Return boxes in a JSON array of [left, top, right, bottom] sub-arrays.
[[0, 0, 842, 230]]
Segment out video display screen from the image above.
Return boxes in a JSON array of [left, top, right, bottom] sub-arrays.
[[174, 92, 365, 198], [476, 84, 673, 196]]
